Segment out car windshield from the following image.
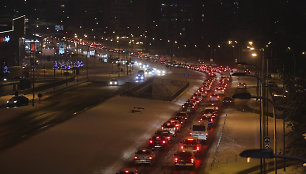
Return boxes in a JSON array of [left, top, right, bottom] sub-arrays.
[[192, 125, 206, 131], [136, 149, 151, 155], [177, 152, 192, 158], [183, 139, 198, 145], [9, 97, 18, 101], [204, 109, 214, 113]]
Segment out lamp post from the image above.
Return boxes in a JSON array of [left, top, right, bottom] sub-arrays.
[[232, 91, 278, 174]]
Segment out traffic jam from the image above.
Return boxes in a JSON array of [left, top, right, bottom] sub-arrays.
[[117, 63, 234, 174]]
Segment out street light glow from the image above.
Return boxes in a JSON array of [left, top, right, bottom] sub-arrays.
[[251, 53, 257, 57]]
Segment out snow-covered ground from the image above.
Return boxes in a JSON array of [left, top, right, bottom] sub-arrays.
[[202, 75, 303, 174], [0, 69, 205, 174]]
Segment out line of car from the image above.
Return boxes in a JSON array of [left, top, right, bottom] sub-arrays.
[[117, 64, 234, 174]]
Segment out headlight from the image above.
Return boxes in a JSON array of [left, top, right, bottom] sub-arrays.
[[110, 82, 113, 84], [141, 76, 144, 80], [6, 101, 9, 103], [14, 100, 17, 103], [114, 81, 117, 84]]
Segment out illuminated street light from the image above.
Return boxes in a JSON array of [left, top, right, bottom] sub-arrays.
[[252, 53, 257, 57], [250, 47, 255, 50], [217, 45, 221, 48], [249, 41, 253, 45], [228, 40, 232, 45]]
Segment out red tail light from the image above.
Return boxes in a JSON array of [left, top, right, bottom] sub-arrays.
[[210, 118, 213, 122], [191, 158, 195, 163], [174, 157, 178, 162], [149, 156, 153, 160], [149, 140, 153, 144], [217, 96, 220, 98], [210, 96, 212, 98], [206, 133, 208, 136], [196, 146, 200, 151], [175, 124, 180, 127], [134, 156, 138, 159], [162, 140, 166, 144]]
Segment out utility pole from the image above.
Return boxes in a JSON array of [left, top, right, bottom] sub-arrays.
[[32, 44, 35, 106], [86, 46, 89, 80]]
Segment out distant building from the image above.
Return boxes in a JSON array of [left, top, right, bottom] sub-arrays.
[[0, 16, 26, 66]]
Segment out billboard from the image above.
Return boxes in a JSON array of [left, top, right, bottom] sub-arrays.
[[55, 25, 64, 31], [59, 42, 65, 54]]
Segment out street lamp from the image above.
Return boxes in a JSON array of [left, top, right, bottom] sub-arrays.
[[232, 91, 278, 174], [240, 149, 306, 165]]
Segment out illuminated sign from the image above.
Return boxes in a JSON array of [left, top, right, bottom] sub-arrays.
[[55, 25, 64, 31], [59, 42, 65, 54], [0, 35, 10, 42]]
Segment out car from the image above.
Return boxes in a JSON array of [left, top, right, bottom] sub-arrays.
[[180, 137, 201, 153], [167, 119, 182, 131], [181, 102, 196, 113], [173, 116, 186, 126], [135, 74, 144, 81], [223, 97, 233, 104], [116, 168, 138, 174], [202, 109, 217, 117], [202, 85, 211, 91], [156, 69, 166, 75], [190, 96, 201, 104], [237, 82, 247, 89], [155, 129, 173, 142], [199, 115, 215, 128], [134, 148, 155, 165], [145, 68, 154, 75], [209, 94, 220, 102], [109, 78, 118, 86], [194, 92, 203, 100], [214, 87, 225, 95], [175, 112, 189, 120], [161, 120, 180, 136], [149, 134, 169, 148], [205, 104, 219, 111], [174, 150, 196, 167], [6, 96, 29, 108]]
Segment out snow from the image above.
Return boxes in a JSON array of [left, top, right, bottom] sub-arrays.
[[0, 69, 205, 174]]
